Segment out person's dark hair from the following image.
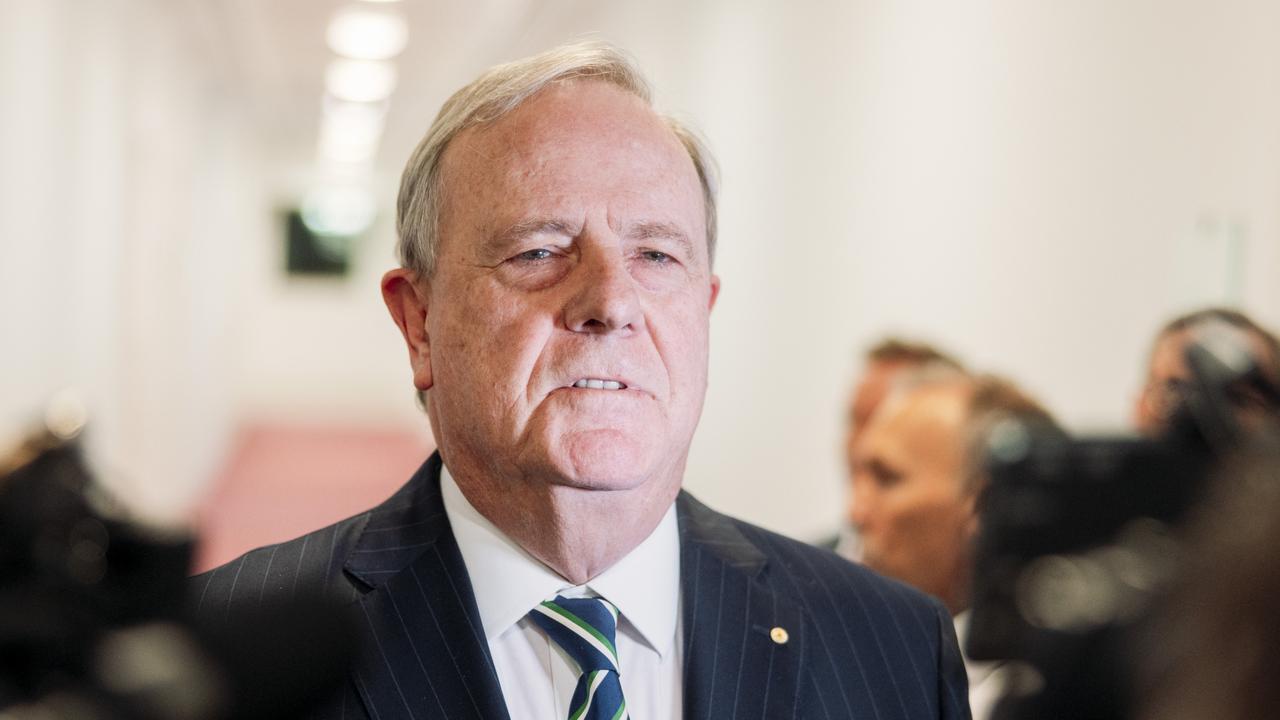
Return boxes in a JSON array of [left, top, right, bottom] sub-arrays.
[[1150, 307, 1280, 383], [865, 338, 964, 371]]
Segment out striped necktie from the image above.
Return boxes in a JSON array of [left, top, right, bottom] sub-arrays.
[[529, 595, 630, 720]]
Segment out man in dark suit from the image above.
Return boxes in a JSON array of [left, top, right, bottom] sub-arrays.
[[192, 40, 970, 720]]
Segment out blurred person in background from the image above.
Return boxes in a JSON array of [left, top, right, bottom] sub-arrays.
[[851, 372, 1059, 720], [826, 338, 964, 560], [1133, 307, 1280, 437], [1138, 431, 1280, 720], [848, 339, 966, 450], [190, 41, 970, 720]]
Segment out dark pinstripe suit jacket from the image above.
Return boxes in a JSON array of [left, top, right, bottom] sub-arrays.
[[191, 453, 970, 719]]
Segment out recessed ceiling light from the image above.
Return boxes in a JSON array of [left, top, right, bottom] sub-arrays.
[[327, 5, 409, 61], [318, 100, 386, 164], [325, 58, 398, 103], [301, 184, 378, 237]]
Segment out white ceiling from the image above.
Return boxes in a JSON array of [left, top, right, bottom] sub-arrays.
[[192, 0, 609, 184]]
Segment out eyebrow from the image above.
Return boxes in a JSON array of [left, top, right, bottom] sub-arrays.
[[627, 220, 694, 257], [484, 217, 696, 256], [488, 218, 581, 250]]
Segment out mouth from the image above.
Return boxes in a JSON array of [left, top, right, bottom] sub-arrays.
[[569, 378, 628, 391]]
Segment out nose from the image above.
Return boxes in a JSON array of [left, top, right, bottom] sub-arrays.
[[563, 248, 644, 335]]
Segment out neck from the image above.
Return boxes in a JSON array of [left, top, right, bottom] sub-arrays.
[[447, 460, 681, 585], [944, 596, 970, 618], [943, 560, 973, 618]]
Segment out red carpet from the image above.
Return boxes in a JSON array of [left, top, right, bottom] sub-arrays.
[[193, 424, 434, 573]]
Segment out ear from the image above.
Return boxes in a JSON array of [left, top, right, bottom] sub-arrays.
[[708, 273, 721, 311], [382, 268, 433, 391], [963, 496, 981, 541], [1132, 388, 1153, 433]]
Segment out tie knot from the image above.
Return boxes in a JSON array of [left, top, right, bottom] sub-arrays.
[[530, 595, 621, 674]]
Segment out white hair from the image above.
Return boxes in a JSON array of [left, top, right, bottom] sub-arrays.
[[395, 39, 719, 276]]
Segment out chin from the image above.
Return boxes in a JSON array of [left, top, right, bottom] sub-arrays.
[[549, 429, 663, 491]]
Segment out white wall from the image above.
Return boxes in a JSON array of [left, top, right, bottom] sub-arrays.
[[0, 0, 260, 522], [680, 0, 1280, 539]]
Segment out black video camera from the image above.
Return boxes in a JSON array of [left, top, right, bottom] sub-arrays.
[[0, 427, 355, 719], [966, 328, 1280, 720]]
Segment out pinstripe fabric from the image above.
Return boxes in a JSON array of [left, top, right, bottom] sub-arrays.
[[677, 493, 971, 720], [190, 453, 971, 719]]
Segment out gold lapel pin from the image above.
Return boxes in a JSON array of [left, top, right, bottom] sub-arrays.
[[770, 627, 789, 645]]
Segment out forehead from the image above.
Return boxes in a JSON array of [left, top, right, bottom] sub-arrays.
[[852, 361, 907, 414], [862, 387, 968, 466], [1148, 325, 1276, 382], [435, 80, 705, 245], [1149, 330, 1191, 380]]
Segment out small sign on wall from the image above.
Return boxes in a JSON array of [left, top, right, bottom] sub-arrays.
[[284, 209, 352, 277], [1174, 212, 1246, 308]]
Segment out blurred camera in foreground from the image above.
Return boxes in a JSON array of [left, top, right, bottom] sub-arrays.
[[968, 320, 1280, 720], [0, 426, 356, 719]]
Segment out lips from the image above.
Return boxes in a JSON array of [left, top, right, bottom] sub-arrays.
[[570, 378, 627, 390], [547, 359, 651, 397]]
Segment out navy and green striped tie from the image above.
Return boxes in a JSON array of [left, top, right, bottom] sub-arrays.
[[530, 595, 630, 720]]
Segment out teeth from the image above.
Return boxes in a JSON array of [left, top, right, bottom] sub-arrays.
[[572, 378, 626, 390]]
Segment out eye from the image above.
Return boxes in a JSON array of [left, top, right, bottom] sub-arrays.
[[494, 245, 571, 290], [866, 462, 903, 489], [638, 249, 673, 264], [513, 248, 554, 262]]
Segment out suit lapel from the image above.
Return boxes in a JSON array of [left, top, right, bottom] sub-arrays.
[[678, 492, 806, 720], [344, 453, 511, 720], [340, 463, 809, 719]]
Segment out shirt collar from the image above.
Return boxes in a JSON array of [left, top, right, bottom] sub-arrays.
[[954, 609, 969, 646], [954, 610, 1003, 684], [440, 463, 681, 659]]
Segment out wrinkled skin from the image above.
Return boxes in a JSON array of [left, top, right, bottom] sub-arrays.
[[383, 80, 719, 582]]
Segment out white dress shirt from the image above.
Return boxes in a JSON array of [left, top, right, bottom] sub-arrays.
[[440, 465, 683, 720], [955, 611, 1008, 720], [833, 523, 863, 563]]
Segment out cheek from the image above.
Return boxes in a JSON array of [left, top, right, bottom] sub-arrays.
[[433, 287, 553, 390], [876, 492, 948, 543], [646, 294, 711, 389], [892, 497, 971, 559]]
